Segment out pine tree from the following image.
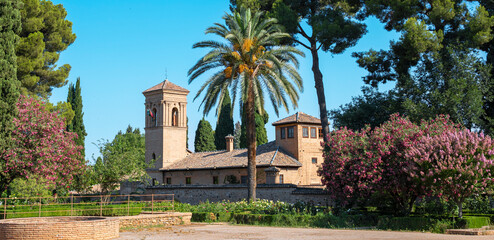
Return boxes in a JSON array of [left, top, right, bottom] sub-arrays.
[[67, 77, 86, 156], [214, 90, 234, 150], [0, 0, 21, 164], [194, 119, 216, 152], [17, 0, 76, 97]]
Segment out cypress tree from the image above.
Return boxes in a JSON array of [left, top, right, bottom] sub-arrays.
[[194, 118, 216, 152], [233, 121, 241, 149], [214, 90, 234, 150], [239, 105, 268, 148], [67, 77, 86, 155], [0, 0, 21, 161]]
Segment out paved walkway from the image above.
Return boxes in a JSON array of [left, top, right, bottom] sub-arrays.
[[117, 223, 494, 240]]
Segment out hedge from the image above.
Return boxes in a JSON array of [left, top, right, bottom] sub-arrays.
[[191, 212, 489, 233], [227, 213, 378, 228], [457, 216, 490, 229]]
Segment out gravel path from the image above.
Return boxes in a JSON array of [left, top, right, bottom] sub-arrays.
[[116, 223, 494, 240]]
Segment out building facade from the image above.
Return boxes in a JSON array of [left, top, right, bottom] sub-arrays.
[[143, 80, 325, 187]]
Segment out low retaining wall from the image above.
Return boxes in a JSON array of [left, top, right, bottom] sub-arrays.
[[145, 184, 331, 205], [0, 216, 119, 240], [118, 212, 192, 228]]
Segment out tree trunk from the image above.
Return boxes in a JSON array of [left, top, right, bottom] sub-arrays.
[[458, 201, 463, 218], [310, 42, 330, 143], [246, 78, 257, 201]]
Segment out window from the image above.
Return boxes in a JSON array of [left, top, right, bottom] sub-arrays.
[[152, 153, 156, 161], [288, 126, 294, 138], [240, 176, 248, 184], [213, 176, 219, 184], [186, 177, 191, 185], [312, 158, 317, 164], [166, 177, 171, 185], [318, 128, 323, 138], [172, 108, 179, 126], [279, 174, 284, 184], [152, 178, 157, 186], [302, 127, 309, 138], [310, 128, 317, 138], [152, 108, 157, 127], [280, 127, 286, 139]]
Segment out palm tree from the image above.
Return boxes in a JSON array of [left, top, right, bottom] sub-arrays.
[[188, 7, 304, 201]]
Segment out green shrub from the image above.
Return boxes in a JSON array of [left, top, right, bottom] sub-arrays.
[[414, 197, 457, 216], [216, 212, 232, 222], [464, 195, 491, 214], [463, 213, 494, 224], [191, 212, 217, 222], [191, 212, 209, 222], [377, 216, 454, 233], [456, 216, 490, 229]]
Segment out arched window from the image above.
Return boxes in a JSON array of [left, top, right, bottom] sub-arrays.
[[172, 108, 178, 126], [152, 153, 156, 161], [152, 108, 157, 127]]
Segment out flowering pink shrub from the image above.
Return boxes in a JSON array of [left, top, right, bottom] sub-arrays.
[[319, 114, 462, 214], [0, 96, 84, 195], [319, 126, 379, 205], [406, 129, 494, 217]]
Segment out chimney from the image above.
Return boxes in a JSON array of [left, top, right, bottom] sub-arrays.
[[225, 135, 234, 152]]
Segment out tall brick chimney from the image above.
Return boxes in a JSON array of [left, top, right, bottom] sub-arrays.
[[225, 135, 234, 152]]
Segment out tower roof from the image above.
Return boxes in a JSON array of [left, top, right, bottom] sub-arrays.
[[142, 80, 189, 94], [272, 112, 322, 126]]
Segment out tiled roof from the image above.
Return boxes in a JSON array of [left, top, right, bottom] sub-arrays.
[[162, 141, 302, 171], [143, 80, 189, 94], [272, 112, 321, 126]]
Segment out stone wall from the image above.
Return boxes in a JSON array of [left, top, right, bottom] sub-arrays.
[[0, 217, 119, 240], [118, 212, 191, 228], [146, 184, 332, 205]]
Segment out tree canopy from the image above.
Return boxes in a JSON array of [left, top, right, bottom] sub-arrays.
[[339, 1, 494, 132], [232, 0, 367, 142], [480, 0, 494, 136], [330, 87, 401, 130], [16, 0, 76, 97], [356, 0, 494, 86], [93, 126, 149, 194]]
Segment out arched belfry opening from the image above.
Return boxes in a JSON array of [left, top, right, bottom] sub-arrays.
[[152, 108, 157, 127], [172, 107, 179, 127]]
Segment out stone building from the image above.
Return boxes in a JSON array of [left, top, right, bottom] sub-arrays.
[[143, 80, 325, 187]]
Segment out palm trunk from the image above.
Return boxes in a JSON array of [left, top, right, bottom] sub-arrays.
[[246, 78, 257, 201], [310, 42, 330, 143]]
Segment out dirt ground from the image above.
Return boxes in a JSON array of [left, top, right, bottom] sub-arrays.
[[116, 223, 494, 240]]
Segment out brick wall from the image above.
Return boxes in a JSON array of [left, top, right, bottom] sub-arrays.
[[0, 217, 119, 240], [146, 184, 332, 205]]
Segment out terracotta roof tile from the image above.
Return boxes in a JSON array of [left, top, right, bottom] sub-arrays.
[[162, 141, 301, 171], [272, 112, 322, 126], [143, 80, 189, 94]]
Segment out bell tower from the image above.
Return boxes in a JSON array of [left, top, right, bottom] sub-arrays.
[[143, 80, 189, 184]]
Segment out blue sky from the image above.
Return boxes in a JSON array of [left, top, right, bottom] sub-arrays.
[[49, 0, 399, 162]]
